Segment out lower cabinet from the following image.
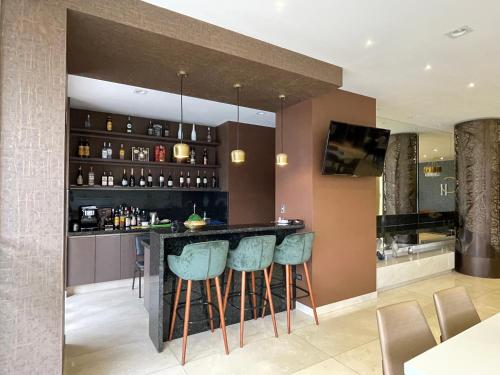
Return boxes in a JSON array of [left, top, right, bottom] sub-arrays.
[[67, 236, 96, 287], [95, 234, 121, 283], [120, 234, 137, 279]]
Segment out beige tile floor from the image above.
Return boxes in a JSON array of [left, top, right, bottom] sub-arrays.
[[64, 271, 500, 375]]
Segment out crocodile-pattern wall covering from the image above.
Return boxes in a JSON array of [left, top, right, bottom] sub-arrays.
[[455, 119, 500, 277], [383, 133, 418, 214]]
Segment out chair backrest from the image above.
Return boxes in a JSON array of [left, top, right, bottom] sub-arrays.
[[231, 235, 276, 271], [376, 301, 436, 375], [135, 235, 149, 257], [277, 232, 314, 265], [167, 240, 229, 281], [433, 286, 480, 341]]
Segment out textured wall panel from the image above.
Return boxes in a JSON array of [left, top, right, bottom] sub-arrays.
[[455, 119, 500, 277], [383, 133, 418, 214]]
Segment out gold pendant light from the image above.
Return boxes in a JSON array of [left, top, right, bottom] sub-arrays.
[[231, 83, 246, 164], [173, 71, 190, 160], [276, 94, 288, 166]]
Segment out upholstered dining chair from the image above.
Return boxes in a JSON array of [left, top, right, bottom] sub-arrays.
[[433, 286, 480, 341], [376, 301, 436, 375]]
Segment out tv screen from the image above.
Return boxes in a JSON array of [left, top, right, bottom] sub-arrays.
[[322, 121, 390, 177]]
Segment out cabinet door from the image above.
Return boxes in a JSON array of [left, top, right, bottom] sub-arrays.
[[67, 236, 96, 286], [120, 233, 140, 279], [95, 234, 121, 283]]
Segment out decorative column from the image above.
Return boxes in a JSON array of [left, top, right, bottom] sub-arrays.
[[455, 119, 500, 278], [383, 133, 418, 214]]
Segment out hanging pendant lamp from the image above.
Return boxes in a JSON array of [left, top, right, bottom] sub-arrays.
[[173, 71, 190, 160], [231, 83, 245, 164], [276, 94, 288, 166]]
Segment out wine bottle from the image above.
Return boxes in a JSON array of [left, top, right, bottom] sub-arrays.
[[78, 138, 84, 157], [84, 139, 90, 158], [88, 166, 95, 186], [164, 123, 170, 137], [190, 148, 196, 165], [101, 141, 108, 159], [106, 115, 113, 131], [108, 171, 114, 186], [139, 168, 146, 187], [107, 142, 112, 159], [202, 171, 208, 188], [186, 171, 191, 188], [129, 168, 136, 187], [179, 171, 185, 187], [76, 166, 84, 186], [196, 170, 201, 188], [147, 169, 153, 187], [191, 123, 197, 141], [119, 144, 125, 160], [159, 169, 165, 188], [131, 208, 137, 226], [211, 171, 217, 189], [121, 168, 128, 187], [84, 113, 91, 129], [167, 172, 173, 188], [101, 171, 108, 186], [113, 209, 120, 229], [203, 148, 208, 165], [126, 116, 133, 134]]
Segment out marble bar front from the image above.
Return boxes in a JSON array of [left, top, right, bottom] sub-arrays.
[[147, 223, 304, 352]]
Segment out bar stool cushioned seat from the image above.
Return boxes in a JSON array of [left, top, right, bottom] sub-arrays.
[[167, 240, 230, 365], [223, 235, 278, 348]]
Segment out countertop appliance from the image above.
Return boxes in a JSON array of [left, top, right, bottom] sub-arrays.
[[79, 205, 99, 230]]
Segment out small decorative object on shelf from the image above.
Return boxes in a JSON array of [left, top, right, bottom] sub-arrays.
[[154, 145, 166, 162], [147, 121, 154, 136], [132, 146, 149, 161], [106, 115, 113, 131], [164, 122, 170, 137], [84, 113, 91, 129], [153, 123, 162, 137], [207, 127, 212, 143], [126, 115, 133, 134], [191, 123, 197, 141]]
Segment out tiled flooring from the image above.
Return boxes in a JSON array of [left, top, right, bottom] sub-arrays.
[[64, 272, 500, 375]]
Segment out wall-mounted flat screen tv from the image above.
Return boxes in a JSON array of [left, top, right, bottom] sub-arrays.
[[321, 121, 391, 177]]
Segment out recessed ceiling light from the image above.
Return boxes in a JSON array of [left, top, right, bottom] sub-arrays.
[[365, 39, 374, 47], [256, 111, 265, 116], [440, 156, 444, 160], [133, 88, 148, 94], [433, 148, 438, 152], [467, 82, 475, 88], [425, 64, 432, 71], [423, 154, 427, 158], [446, 25, 473, 39]]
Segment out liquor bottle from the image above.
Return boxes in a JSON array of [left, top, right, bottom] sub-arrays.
[[191, 123, 197, 141], [107, 142, 112, 159], [84, 139, 90, 158], [186, 171, 191, 188], [159, 169, 165, 188], [126, 116, 133, 134], [84, 113, 91, 129], [179, 171, 185, 187], [202, 171, 208, 188], [164, 123, 170, 137], [147, 120, 153, 136], [125, 209, 131, 228], [101, 141, 108, 159], [139, 168, 146, 187], [119, 208, 126, 229], [121, 169, 128, 187], [211, 171, 217, 189], [119, 144, 125, 160], [167, 172, 173, 188], [203, 148, 208, 165], [147, 169, 153, 187], [190, 148, 196, 165], [88, 166, 95, 186], [78, 138, 84, 157], [207, 127, 212, 143], [113, 209, 120, 229], [131, 208, 137, 226], [129, 168, 136, 187], [196, 170, 201, 188], [106, 115, 113, 131], [76, 166, 84, 186], [101, 171, 108, 186], [108, 171, 114, 186]]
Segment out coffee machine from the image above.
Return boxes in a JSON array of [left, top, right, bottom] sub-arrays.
[[79, 205, 99, 231]]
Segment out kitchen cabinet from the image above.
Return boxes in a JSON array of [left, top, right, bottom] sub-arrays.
[[95, 234, 121, 282], [120, 233, 137, 279], [67, 236, 96, 286]]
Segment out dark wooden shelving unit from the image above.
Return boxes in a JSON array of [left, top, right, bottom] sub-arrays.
[[69, 157, 219, 169], [68, 185, 222, 192]]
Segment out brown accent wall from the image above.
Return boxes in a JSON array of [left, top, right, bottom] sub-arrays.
[[276, 89, 376, 307], [218, 122, 275, 224]]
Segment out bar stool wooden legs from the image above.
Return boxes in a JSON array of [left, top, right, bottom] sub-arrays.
[[303, 261, 319, 325]]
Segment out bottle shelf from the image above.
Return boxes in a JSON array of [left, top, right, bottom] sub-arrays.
[[70, 128, 219, 147], [69, 157, 219, 169], [69, 185, 223, 193]]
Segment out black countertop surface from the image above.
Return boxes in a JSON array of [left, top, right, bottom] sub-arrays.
[[67, 227, 151, 237]]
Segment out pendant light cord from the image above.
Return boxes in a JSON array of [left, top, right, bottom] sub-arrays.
[[236, 86, 240, 149], [280, 97, 284, 153], [180, 74, 184, 141]]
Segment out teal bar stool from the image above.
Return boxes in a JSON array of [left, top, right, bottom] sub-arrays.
[[168, 240, 230, 365], [222, 235, 278, 348], [262, 232, 318, 333]]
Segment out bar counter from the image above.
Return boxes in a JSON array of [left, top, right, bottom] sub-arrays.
[[148, 223, 304, 351]]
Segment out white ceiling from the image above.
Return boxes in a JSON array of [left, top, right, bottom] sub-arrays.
[[143, 0, 500, 131], [68, 75, 275, 127]]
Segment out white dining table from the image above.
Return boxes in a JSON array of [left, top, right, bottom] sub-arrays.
[[405, 313, 500, 375]]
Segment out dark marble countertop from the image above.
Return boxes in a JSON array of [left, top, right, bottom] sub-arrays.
[[67, 227, 151, 237], [152, 223, 305, 239]]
